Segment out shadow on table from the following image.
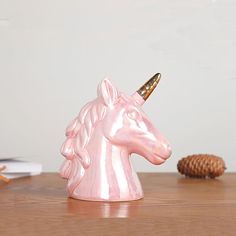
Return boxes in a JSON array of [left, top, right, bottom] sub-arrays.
[[66, 198, 142, 218]]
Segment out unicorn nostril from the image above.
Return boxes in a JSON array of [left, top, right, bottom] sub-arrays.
[[167, 144, 171, 151], [167, 144, 172, 155], [162, 143, 172, 157], [163, 143, 170, 150]]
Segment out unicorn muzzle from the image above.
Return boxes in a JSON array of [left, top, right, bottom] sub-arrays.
[[159, 142, 172, 159], [151, 142, 172, 165]]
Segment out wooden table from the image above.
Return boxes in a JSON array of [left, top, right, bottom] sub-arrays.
[[0, 173, 235, 235]]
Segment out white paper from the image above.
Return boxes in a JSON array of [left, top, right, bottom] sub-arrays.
[[2, 172, 42, 179], [0, 160, 42, 173]]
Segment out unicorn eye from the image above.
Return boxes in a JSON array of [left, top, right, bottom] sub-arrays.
[[127, 110, 140, 120]]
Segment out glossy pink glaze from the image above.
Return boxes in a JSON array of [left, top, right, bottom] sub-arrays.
[[60, 78, 172, 201]]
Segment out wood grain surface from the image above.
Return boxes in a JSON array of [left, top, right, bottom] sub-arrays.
[[0, 173, 236, 236]]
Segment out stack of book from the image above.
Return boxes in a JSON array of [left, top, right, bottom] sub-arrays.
[[0, 157, 42, 182]]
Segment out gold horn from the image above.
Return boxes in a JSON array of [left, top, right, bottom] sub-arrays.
[[137, 73, 161, 101]]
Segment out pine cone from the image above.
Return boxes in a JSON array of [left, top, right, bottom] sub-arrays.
[[177, 154, 226, 178]]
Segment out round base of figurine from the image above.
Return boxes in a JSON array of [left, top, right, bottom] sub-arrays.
[[69, 194, 144, 202]]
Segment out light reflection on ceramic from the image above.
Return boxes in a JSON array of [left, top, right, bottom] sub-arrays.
[[60, 74, 171, 201]]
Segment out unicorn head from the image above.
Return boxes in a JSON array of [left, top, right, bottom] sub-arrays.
[[60, 74, 172, 201]]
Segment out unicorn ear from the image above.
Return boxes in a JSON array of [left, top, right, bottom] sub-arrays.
[[97, 78, 119, 106]]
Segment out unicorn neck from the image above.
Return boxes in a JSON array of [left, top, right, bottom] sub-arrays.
[[75, 127, 143, 201]]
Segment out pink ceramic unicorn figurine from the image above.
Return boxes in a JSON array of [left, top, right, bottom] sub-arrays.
[[60, 73, 172, 201]]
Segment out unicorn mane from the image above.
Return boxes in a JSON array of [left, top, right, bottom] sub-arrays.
[[60, 97, 107, 193]]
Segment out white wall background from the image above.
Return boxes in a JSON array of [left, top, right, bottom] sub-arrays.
[[0, 0, 235, 172]]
